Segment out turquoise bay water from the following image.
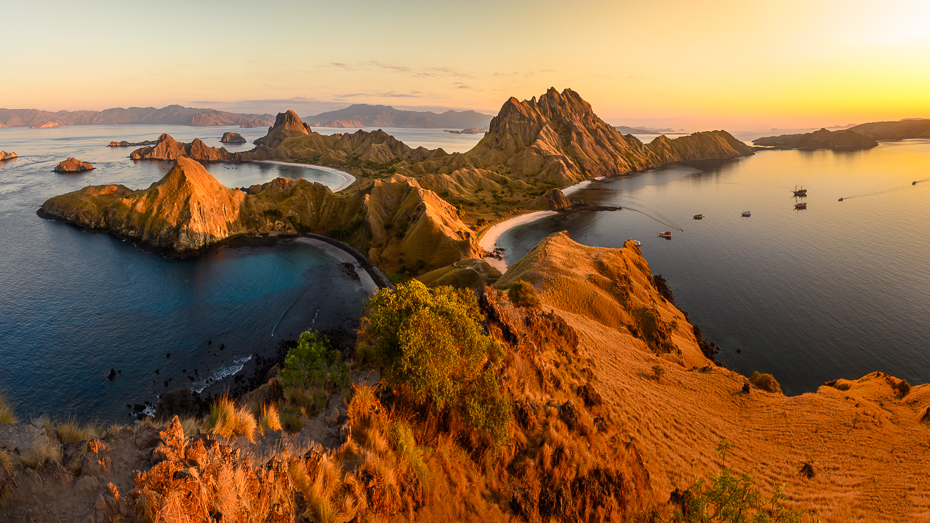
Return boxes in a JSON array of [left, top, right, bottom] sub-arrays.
[[499, 142, 930, 394], [0, 124, 383, 422]]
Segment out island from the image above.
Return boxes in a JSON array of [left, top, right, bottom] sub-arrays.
[[52, 157, 95, 173], [0, 151, 16, 162], [31, 121, 61, 129], [753, 128, 878, 150], [220, 132, 247, 144], [108, 139, 159, 147], [444, 128, 486, 134]]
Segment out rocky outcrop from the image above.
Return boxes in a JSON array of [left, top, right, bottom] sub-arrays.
[[444, 128, 486, 134], [130, 134, 236, 162], [0, 151, 16, 161], [753, 128, 878, 150], [220, 132, 247, 144], [534, 188, 573, 210], [31, 121, 61, 129], [108, 139, 158, 147], [253, 110, 312, 148], [53, 158, 95, 173], [848, 119, 930, 140]]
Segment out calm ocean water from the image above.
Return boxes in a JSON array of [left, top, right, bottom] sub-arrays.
[[0, 124, 485, 422], [499, 141, 930, 394]]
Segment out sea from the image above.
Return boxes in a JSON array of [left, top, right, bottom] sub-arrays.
[[0, 125, 483, 422], [498, 140, 930, 394]]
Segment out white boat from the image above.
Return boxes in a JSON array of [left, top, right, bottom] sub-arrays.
[[632, 240, 642, 246], [741, 210, 751, 217]]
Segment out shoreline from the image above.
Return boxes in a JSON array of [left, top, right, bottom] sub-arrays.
[[478, 177, 603, 273], [253, 160, 356, 192]]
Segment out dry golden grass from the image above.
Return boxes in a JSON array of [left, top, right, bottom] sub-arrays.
[[54, 417, 101, 443], [204, 397, 257, 443], [260, 403, 282, 435], [21, 436, 62, 469], [0, 395, 15, 424]]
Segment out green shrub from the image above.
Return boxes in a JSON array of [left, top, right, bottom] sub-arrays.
[[280, 331, 349, 417], [670, 441, 805, 523], [507, 281, 541, 309], [359, 280, 511, 442], [749, 372, 783, 394]]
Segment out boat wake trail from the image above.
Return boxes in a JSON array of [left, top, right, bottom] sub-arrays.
[[623, 205, 685, 232], [839, 180, 926, 201]]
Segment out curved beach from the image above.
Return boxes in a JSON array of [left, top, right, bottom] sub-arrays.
[[254, 160, 357, 192]]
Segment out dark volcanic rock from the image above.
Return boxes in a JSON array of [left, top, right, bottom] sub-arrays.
[[220, 132, 247, 144], [155, 388, 198, 421], [53, 158, 95, 174]]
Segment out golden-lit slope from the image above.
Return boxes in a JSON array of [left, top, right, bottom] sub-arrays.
[[499, 231, 930, 521]]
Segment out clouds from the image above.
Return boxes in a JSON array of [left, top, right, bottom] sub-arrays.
[[323, 61, 472, 79]]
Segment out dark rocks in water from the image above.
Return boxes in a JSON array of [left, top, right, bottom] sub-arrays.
[[107, 368, 116, 380], [165, 353, 171, 358], [154, 388, 198, 421]]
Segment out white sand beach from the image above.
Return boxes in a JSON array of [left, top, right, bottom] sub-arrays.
[[254, 161, 357, 192]]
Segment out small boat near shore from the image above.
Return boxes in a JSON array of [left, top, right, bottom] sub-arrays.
[[838, 197, 844, 202], [741, 210, 751, 217], [795, 202, 807, 209], [793, 185, 807, 196], [693, 214, 703, 220], [658, 231, 672, 238]]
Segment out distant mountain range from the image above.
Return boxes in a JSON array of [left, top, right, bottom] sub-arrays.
[[0, 105, 274, 128], [614, 125, 688, 135], [304, 104, 492, 129]]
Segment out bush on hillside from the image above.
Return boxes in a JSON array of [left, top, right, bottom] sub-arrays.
[[280, 331, 349, 416], [749, 371, 783, 394], [895, 379, 911, 397], [507, 280, 541, 309], [358, 280, 511, 442], [670, 440, 806, 522]]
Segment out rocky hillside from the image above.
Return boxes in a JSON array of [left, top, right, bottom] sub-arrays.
[[753, 128, 878, 149], [0, 105, 273, 128], [128, 133, 288, 163], [847, 118, 930, 140], [39, 158, 479, 271], [647, 130, 755, 161], [253, 110, 312, 148]]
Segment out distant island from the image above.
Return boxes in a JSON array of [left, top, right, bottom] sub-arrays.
[[305, 103, 492, 129], [108, 139, 159, 147], [0, 151, 17, 161], [53, 157, 95, 173], [615, 125, 688, 135], [846, 118, 930, 140], [444, 128, 486, 134], [0, 105, 274, 129], [220, 132, 247, 144], [753, 128, 878, 150]]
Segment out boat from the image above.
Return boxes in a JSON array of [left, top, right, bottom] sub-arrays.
[[693, 214, 703, 220], [838, 197, 844, 202], [914, 181, 918, 185], [741, 210, 751, 217], [792, 185, 807, 196], [632, 240, 642, 246], [658, 231, 672, 238], [794, 202, 807, 209]]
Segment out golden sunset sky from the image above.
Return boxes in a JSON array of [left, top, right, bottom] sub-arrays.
[[2, 0, 929, 130]]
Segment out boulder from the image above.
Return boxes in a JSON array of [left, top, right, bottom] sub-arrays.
[[155, 388, 198, 421]]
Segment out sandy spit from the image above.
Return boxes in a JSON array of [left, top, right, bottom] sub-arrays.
[[253, 161, 357, 192]]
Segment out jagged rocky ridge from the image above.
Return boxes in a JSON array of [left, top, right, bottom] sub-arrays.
[[0, 151, 16, 161], [39, 157, 479, 272]]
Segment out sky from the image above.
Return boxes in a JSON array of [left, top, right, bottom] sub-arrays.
[[2, 0, 929, 131]]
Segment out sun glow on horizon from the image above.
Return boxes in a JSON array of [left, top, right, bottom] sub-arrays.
[[1, 0, 929, 131]]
